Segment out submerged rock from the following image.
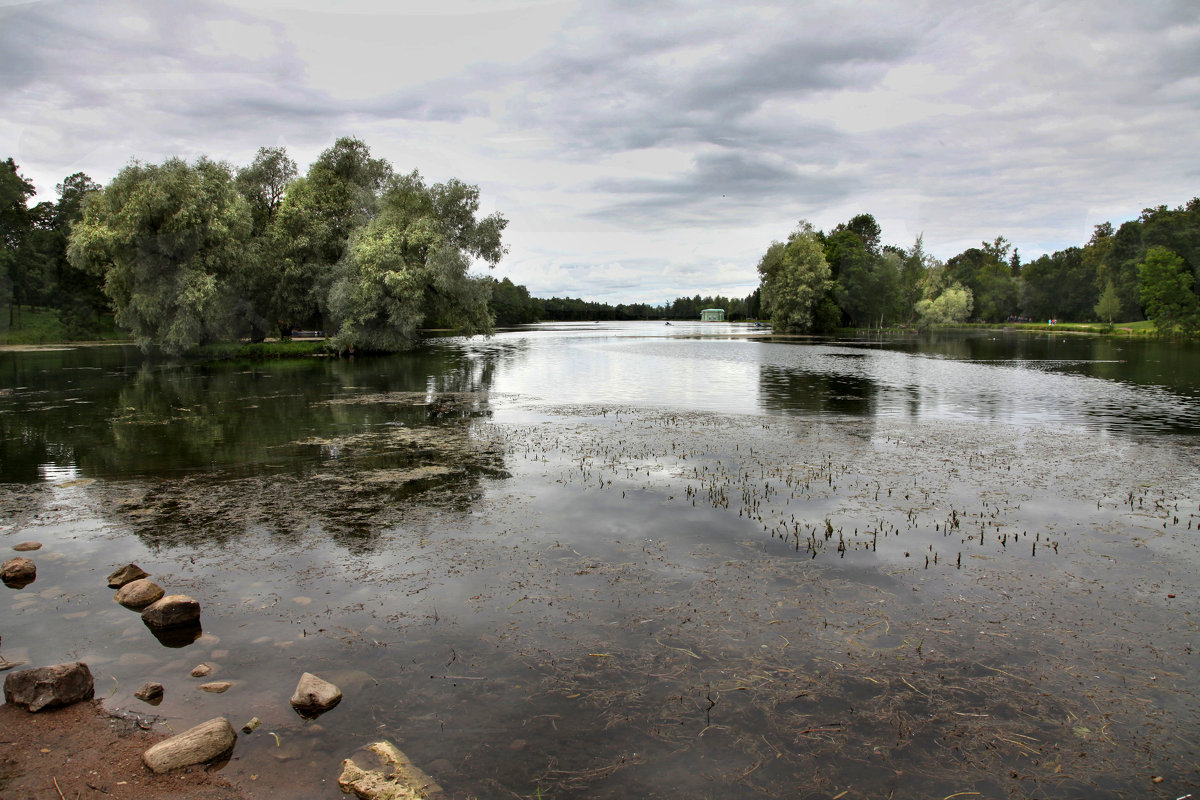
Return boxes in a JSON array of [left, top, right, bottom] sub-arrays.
[[3, 662, 94, 712], [290, 671, 343, 718], [145, 620, 203, 648], [142, 594, 201, 628], [114, 578, 165, 609], [107, 563, 149, 588], [198, 680, 232, 693], [134, 681, 165, 704], [1, 557, 36, 589], [338, 741, 444, 800], [190, 663, 213, 678], [12, 542, 41, 552], [142, 717, 237, 774]]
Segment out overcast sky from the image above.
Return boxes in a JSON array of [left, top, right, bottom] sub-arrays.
[[3, 0, 1198, 304]]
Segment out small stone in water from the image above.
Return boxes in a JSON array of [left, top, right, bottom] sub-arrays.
[[190, 663, 213, 678], [135, 682, 165, 703], [199, 681, 233, 693]]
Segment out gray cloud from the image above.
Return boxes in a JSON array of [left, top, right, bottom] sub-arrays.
[[3, 0, 1199, 300]]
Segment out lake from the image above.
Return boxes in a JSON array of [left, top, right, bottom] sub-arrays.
[[2, 322, 1198, 799]]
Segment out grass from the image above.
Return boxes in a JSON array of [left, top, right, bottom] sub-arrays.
[[188, 339, 331, 362], [958, 320, 1161, 336], [0, 306, 129, 345]]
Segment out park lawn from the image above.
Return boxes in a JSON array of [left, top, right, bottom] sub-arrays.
[[0, 306, 129, 344]]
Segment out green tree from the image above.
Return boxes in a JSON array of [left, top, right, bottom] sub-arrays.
[[50, 173, 108, 335], [915, 281, 973, 328], [1019, 248, 1096, 322], [265, 138, 393, 331], [327, 171, 507, 351], [757, 222, 831, 333], [833, 234, 900, 328], [1094, 221, 1145, 320], [945, 242, 1017, 322], [67, 157, 253, 353], [1, 158, 37, 327], [236, 146, 297, 236], [1138, 246, 1200, 336], [899, 235, 934, 325], [1095, 281, 1122, 324]]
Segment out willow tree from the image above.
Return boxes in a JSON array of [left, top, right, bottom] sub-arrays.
[[756, 222, 831, 333], [67, 157, 252, 353], [327, 171, 507, 351]]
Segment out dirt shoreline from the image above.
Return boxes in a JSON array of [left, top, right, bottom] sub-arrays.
[[0, 699, 251, 799]]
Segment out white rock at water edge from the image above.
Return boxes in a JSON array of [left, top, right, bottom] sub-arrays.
[[142, 717, 237, 774]]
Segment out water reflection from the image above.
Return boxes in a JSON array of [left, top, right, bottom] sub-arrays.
[[758, 362, 877, 415], [0, 344, 513, 553], [753, 335, 1200, 434]]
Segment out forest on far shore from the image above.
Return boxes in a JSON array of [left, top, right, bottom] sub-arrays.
[[2, 143, 1198, 348]]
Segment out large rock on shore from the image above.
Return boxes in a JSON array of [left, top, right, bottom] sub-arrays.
[[142, 717, 237, 774], [115, 578, 164, 609], [3, 662, 95, 712], [106, 563, 148, 588], [290, 672, 342, 718], [338, 741, 444, 799], [1, 557, 36, 589], [141, 594, 201, 628]]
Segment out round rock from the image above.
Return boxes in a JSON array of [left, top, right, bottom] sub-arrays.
[[142, 594, 201, 629], [106, 563, 149, 589], [190, 663, 213, 678], [115, 578, 165, 609], [12, 542, 41, 552], [134, 681, 165, 704], [1, 557, 36, 589]]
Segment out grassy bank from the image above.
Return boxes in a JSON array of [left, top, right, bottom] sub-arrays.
[[188, 339, 331, 362], [945, 320, 1161, 337], [0, 306, 129, 344]]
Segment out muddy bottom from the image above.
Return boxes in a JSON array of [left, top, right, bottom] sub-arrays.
[[2, 400, 1198, 799], [0, 700, 248, 799]]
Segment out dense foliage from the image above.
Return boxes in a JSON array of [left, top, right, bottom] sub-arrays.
[[39, 138, 506, 353], [4, 145, 1199, 341], [754, 200, 1200, 336]]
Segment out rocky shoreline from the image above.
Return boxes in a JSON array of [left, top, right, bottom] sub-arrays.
[[1, 553, 442, 800]]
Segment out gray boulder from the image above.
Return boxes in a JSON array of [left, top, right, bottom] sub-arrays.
[[107, 563, 149, 588], [115, 578, 165, 609], [290, 672, 343, 718], [3, 662, 95, 712], [142, 717, 237, 774]]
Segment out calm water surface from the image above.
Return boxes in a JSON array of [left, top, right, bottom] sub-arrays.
[[2, 323, 1198, 799]]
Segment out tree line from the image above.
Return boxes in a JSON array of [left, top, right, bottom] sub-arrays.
[[492, 291, 761, 324], [4, 147, 1198, 347], [757, 202, 1200, 336], [3, 140, 506, 353]]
